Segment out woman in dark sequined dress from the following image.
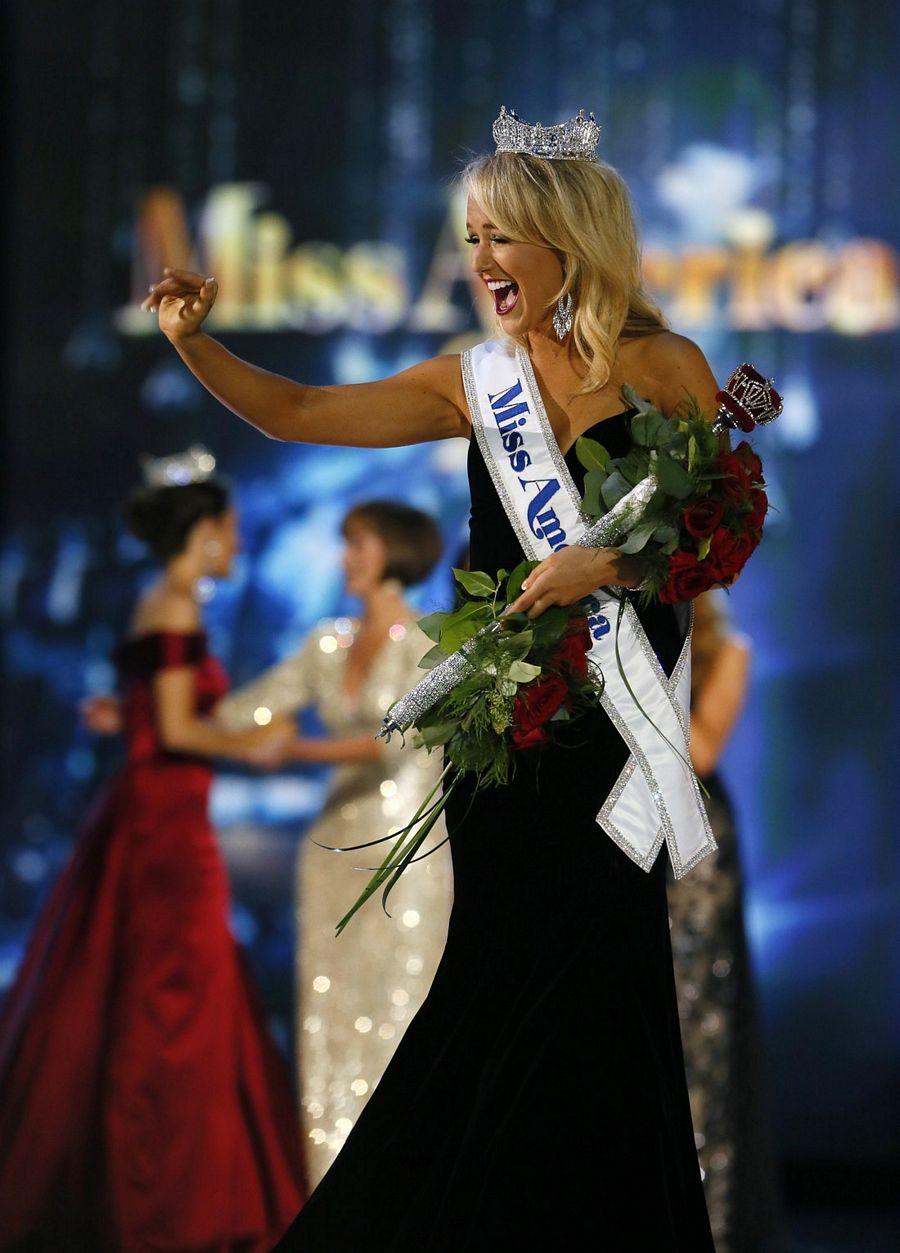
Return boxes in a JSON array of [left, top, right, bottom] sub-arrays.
[[669, 591, 786, 1253]]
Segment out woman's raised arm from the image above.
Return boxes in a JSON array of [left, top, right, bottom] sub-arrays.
[[143, 268, 469, 447]]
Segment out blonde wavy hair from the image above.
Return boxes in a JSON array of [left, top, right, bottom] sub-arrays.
[[461, 151, 667, 394]]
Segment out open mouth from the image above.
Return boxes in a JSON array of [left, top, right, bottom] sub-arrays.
[[486, 278, 520, 316]]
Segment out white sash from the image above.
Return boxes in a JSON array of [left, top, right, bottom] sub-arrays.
[[461, 339, 716, 878]]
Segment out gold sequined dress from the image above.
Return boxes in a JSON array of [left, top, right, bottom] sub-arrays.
[[216, 618, 453, 1188]]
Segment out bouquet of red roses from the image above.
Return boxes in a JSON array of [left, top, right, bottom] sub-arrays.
[[575, 363, 781, 604], [323, 564, 602, 933], [659, 441, 768, 602]]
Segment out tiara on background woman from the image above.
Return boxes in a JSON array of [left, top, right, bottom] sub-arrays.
[[141, 445, 217, 488], [492, 105, 601, 162]]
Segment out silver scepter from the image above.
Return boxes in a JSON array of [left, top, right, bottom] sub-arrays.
[[377, 620, 502, 739]]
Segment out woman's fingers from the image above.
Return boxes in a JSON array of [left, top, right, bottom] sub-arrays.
[[506, 568, 552, 616], [140, 270, 214, 311], [163, 266, 209, 285]]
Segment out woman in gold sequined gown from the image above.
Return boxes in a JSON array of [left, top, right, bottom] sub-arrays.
[[668, 592, 785, 1252], [215, 502, 453, 1188]]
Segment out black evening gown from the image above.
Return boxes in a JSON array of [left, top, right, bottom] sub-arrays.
[[276, 412, 714, 1251]]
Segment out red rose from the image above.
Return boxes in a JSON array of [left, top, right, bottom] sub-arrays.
[[748, 488, 768, 532], [551, 616, 591, 678], [733, 441, 764, 485], [682, 497, 725, 539], [707, 526, 756, 582], [509, 725, 551, 750], [659, 550, 716, 604], [511, 672, 568, 747], [718, 453, 753, 506]]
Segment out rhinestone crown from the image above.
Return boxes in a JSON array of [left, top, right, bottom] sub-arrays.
[[141, 444, 217, 488], [492, 105, 601, 162], [714, 364, 783, 433]]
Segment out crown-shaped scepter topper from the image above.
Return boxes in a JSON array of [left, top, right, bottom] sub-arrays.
[[713, 364, 783, 434], [492, 105, 601, 162], [141, 445, 217, 488]]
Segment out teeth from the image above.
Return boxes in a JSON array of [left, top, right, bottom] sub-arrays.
[[486, 279, 513, 291]]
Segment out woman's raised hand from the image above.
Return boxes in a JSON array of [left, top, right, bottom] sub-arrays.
[[141, 267, 218, 340]]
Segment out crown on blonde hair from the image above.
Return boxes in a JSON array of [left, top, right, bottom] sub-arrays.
[[462, 150, 667, 394]]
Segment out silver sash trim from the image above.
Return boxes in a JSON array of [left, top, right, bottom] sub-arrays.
[[461, 339, 715, 878]]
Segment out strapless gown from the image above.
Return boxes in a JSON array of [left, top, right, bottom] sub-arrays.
[[276, 412, 714, 1250]]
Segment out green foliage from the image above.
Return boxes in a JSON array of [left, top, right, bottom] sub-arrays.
[[600, 470, 633, 510], [582, 468, 607, 517], [452, 567, 496, 598], [575, 436, 611, 472], [417, 643, 448, 670], [654, 450, 695, 499]]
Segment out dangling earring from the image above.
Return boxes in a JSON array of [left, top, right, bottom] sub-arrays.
[[553, 292, 574, 340]]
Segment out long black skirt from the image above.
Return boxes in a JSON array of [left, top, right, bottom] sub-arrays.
[[276, 701, 714, 1251]]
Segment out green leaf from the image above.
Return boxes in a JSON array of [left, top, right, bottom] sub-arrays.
[[618, 520, 658, 554], [440, 602, 491, 653], [452, 567, 497, 598], [417, 643, 448, 670], [655, 451, 696, 500], [630, 409, 669, 447], [575, 436, 611, 472], [581, 467, 607, 517], [507, 659, 542, 683], [500, 628, 534, 660], [530, 605, 570, 645], [618, 449, 651, 487], [652, 524, 678, 546], [697, 535, 712, 560], [600, 470, 632, 510], [505, 559, 538, 604], [416, 610, 447, 643], [550, 706, 571, 722], [412, 722, 457, 748]]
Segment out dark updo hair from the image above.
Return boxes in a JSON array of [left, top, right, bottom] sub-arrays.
[[342, 500, 443, 587], [124, 479, 231, 561]]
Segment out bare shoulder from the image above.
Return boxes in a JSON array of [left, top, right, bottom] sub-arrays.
[[407, 352, 467, 407], [391, 352, 470, 436], [131, 582, 201, 636], [626, 331, 719, 419]]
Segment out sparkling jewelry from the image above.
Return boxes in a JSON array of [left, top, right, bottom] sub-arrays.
[[713, 364, 783, 434], [552, 292, 574, 340], [493, 105, 601, 162], [141, 444, 217, 488]]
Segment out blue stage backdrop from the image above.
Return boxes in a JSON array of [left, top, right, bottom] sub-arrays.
[[3, 0, 898, 1177]]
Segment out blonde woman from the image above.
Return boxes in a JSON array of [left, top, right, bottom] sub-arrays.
[[214, 501, 452, 1189], [144, 107, 718, 1249]]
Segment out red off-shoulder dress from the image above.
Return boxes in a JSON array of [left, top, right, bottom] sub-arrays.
[[0, 631, 305, 1251]]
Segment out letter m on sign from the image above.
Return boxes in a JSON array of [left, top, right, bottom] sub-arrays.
[[487, 379, 529, 424]]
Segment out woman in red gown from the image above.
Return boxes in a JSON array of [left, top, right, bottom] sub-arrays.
[[0, 457, 305, 1252]]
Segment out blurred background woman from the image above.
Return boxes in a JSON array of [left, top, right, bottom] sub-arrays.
[[669, 590, 783, 1253], [0, 456, 304, 1252], [215, 500, 453, 1188]]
